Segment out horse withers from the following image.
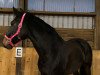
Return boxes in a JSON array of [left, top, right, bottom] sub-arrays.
[[3, 8, 92, 75]]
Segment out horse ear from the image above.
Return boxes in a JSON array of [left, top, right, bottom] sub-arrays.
[[13, 7, 20, 15]]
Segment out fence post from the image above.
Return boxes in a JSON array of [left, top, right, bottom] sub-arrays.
[[15, 47, 23, 75]]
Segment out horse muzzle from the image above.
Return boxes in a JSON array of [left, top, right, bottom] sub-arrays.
[[3, 37, 13, 49]]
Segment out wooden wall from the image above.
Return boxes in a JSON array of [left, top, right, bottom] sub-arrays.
[[93, 50, 100, 75], [0, 47, 100, 75], [0, 47, 39, 75], [95, 0, 100, 49]]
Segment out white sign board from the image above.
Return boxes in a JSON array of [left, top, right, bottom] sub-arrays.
[[15, 47, 23, 57]]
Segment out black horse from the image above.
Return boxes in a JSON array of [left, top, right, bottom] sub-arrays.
[[3, 8, 92, 75]]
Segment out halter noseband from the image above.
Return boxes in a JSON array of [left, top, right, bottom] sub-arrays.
[[4, 13, 26, 47]]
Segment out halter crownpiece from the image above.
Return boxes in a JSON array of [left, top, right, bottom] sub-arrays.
[[4, 13, 26, 47]]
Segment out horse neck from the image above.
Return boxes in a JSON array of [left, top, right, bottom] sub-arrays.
[[27, 23, 48, 57], [26, 15, 64, 57]]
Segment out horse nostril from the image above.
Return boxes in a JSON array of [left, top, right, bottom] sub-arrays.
[[3, 38, 12, 49], [3, 37, 10, 46]]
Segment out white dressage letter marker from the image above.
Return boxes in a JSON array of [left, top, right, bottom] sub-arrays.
[[16, 47, 23, 57]]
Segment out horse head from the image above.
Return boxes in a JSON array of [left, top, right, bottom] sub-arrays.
[[3, 8, 28, 49]]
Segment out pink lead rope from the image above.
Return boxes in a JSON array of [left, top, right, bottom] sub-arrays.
[[4, 13, 26, 46]]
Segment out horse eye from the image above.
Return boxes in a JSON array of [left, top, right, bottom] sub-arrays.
[[11, 22, 13, 26], [11, 21, 14, 26]]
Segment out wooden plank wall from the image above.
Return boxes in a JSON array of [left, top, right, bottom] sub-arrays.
[[93, 50, 100, 75], [95, 0, 100, 49], [0, 47, 16, 75], [56, 28, 94, 48], [0, 47, 39, 75], [0, 47, 100, 75]]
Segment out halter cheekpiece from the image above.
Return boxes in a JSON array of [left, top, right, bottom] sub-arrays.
[[4, 13, 26, 47]]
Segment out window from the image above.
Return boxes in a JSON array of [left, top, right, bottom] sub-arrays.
[[28, 0, 95, 12], [0, 0, 19, 26], [0, 0, 19, 8]]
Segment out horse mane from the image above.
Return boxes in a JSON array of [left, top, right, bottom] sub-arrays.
[[25, 12, 64, 41]]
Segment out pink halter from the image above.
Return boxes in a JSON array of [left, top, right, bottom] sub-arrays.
[[4, 13, 26, 46]]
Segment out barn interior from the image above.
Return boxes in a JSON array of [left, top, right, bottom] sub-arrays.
[[0, 0, 100, 75]]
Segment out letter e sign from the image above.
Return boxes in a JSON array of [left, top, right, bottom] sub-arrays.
[[16, 47, 23, 57]]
